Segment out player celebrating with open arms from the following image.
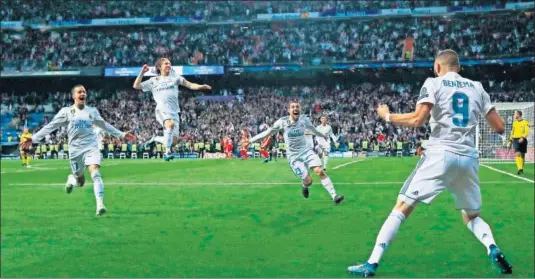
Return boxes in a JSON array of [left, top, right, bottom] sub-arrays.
[[133, 58, 211, 161], [347, 50, 512, 276], [21, 85, 136, 216], [247, 100, 344, 204]]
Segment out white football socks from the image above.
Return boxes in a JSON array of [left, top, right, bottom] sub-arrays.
[[68, 174, 78, 187], [368, 210, 406, 264], [91, 171, 104, 207], [323, 156, 329, 169], [163, 127, 173, 154], [467, 217, 497, 254], [320, 177, 336, 199]]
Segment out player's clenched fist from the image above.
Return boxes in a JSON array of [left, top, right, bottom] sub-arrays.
[[141, 64, 150, 73], [377, 104, 390, 120]]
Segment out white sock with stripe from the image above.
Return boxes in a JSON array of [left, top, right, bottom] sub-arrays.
[[368, 210, 406, 264], [467, 217, 497, 255], [320, 177, 336, 199], [91, 171, 104, 207]]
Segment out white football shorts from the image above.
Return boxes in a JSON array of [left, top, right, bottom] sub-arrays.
[[69, 148, 101, 177], [288, 149, 323, 179], [398, 150, 481, 211], [316, 137, 330, 152], [155, 109, 180, 137]]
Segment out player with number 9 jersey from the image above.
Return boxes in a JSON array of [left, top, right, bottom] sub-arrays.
[[348, 50, 512, 277], [418, 71, 494, 158]]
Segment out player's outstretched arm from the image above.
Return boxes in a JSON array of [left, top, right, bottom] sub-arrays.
[[26, 109, 68, 149], [93, 109, 135, 141], [250, 120, 283, 144], [304, 117, 327, 139], [182, 79, 212, 91], [377, 103, 433, 128], [133, 64, 150, 90]]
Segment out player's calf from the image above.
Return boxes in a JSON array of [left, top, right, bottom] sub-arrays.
[[301, 174, 313, 199], [312, 166, 343, 204], [88, 165, 106, 216], [76, 174, 85, 187]]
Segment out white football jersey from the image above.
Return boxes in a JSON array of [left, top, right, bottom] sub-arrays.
[[32, 106, 124, 158], [141, 74, 185, 114], [93, 126, 106, 149], [418, 72, 494, 158], [305, 134, 315, 149], [315, 124, 337, 145], [250, 115, 327, 160]]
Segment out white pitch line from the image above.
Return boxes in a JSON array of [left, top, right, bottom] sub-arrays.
[[8, 180, 529, 187], [480, 164, 534, 183], [332, 159, 364, 170]]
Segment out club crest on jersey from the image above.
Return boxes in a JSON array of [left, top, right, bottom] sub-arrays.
[[418, 87, 428, 101], [89, 114, 93, 119], [71, 109, 75, 115]]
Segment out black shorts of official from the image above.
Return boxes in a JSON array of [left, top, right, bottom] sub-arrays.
[[512, 138, 528, 153], [20, 148, 30, 153]]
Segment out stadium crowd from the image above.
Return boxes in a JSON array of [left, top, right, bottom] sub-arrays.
[[0, 0, 509, 22], [2, 11, 533, 69], [2, 77, 533, 154]]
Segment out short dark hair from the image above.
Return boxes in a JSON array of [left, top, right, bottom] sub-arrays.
[[288, 99, 300, 107], [71, 84, 85, 94], [435, 49, 460, 68], [515, 110, 523, 116]]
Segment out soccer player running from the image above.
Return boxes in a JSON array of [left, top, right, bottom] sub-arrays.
[[239, 129, 250, 160], [133, 58, 211, 161], [347, 50, 513, 276], [20, 85, 136, 216], [316, 116, 338, 170], [508, 110, 530, 174], [260, 135, 272, 163], [247, 100, 344, 204], [19, 127, 32, 167]]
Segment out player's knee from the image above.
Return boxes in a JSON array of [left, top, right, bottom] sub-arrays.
[[461, 209, 480, 223], [314, 167, 326, 177], [165, 120, 175, 129], [303, 175, 313, 187]]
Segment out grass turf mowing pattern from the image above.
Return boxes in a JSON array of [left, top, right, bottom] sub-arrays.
[[1, 158, 533, 278]]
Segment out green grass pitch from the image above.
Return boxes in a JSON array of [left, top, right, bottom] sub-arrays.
[[1, 157, 533, 278]]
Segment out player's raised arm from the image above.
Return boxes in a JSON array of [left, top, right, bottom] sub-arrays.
[[182, 78, 212, 91], [133, 64, 150, 90], [93, 109, 136, 141], [303, 117, 327, 139], [377, 78, 435, 127], [250, 120, 282, 143], [27, 109, 68, 148]]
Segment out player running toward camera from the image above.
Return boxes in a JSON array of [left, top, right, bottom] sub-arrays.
[[508, 110, 530, 175], [133, 58, 211, 161], [316, 116, 338, 170], [247, 100, 344, 204], [19, 127, 32, 167], [20, 85, 136, 216], [347, 50, 513, 276]]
